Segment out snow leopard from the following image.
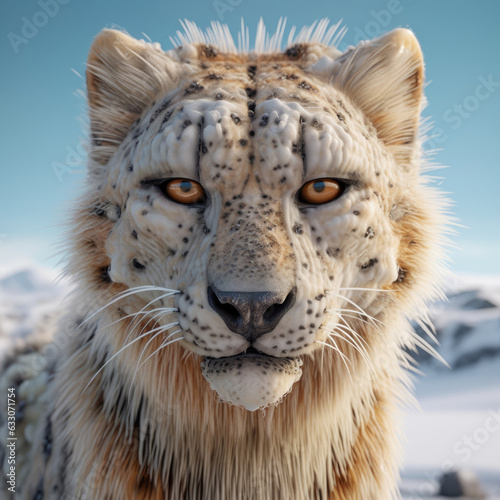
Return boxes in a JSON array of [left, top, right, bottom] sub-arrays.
[[0, 20, 448, 499]]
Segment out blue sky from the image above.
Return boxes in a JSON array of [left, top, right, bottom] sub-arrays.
[[1, 0, 499, 276]]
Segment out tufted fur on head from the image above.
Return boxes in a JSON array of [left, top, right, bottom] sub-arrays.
[[4, 19, 451, 499]]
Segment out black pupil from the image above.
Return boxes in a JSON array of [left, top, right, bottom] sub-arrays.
[[313, 180, 325, 192], [180, 180, 192, 193]]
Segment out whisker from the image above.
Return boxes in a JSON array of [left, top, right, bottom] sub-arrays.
[[129, 322, 180, 394], [82, 328, 161, 394], [102, 304, 177, 335], [332, 311, 382, 334], [75, 286, 179, 332], [332, 323, 369, 355], [122, 307, 176, 347], [326, 292, 385, 331], [136, 330, 183, 372], [334, 317, 370, 348], [119, 291, 178, 339], [136, 321, 180, 364], [327, 308, 388, 332], [338, 287, 395, 293], [323, 326, 373, 371], [315, 339, 353, 382]]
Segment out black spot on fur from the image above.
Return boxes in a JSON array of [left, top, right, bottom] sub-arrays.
[[361, 258, 378, 270], [364, 226, 375, 239], [92, 205, 107, 217], [247, 65, 257, 79], [285, 43, 305, 59], [231, 113, 241, 124], [132, 258, 146, 270], [149, 98, 171, 124], [131, 230, 138, 239], [259, 113, 269, 126], [208, 73, 223, 80], [202, 44, 218, 58], [247, 100, 256, 119], [298, 80, 315, 91], [185, 82, 204, 95], [396, 267, 407, 282], [43, 418, 52, 460], [159, 110, 173, 131], [100, 266, 112, 283]]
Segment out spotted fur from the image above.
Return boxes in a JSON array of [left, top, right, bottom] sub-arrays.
[[1, 20, 449, 499]]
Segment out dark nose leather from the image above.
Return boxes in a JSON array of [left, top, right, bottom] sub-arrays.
[[207, 286, 297, 342]]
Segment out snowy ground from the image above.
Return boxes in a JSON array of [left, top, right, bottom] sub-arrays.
[[1, 265, 499, 498], [399, 274, 500, 498], [400, 364, 500, 498]]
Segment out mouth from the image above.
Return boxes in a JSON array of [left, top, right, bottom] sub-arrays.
[[201, 347, 303, 411]]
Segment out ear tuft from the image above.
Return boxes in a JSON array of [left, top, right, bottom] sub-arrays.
[[86, 29, 185, 164], [331, 28, 424, 167]]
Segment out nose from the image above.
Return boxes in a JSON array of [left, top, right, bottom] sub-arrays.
[[207, 286, 297, 342]]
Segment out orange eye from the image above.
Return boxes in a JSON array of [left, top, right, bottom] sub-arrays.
[[164, 179, 206, 205], [299, 179, 343, 205]]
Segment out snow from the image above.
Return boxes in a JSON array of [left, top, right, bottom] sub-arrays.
[[400, 275, 500, 498], [0, 265, 71, 356]]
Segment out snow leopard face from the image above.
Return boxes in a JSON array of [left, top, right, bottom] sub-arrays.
[[77, 25, 437, 410]]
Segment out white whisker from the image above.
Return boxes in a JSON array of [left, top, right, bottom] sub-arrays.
[[323, 326, 373, 371], [327, 307, 388, 331], [136, 332, 183, 372], [335, 317, 370, 348], [123, 307, 176, 347], [75, 286, 179, 332], [332, 311, 381, 333], [326, 292, 385, 331], [129, 322, 180, 393], [315, 339, 353, 382], [82, 327, 163, 394]]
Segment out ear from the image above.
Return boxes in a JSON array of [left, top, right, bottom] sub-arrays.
[[330, 28, 424, 166], [86, 29, 185, 163]]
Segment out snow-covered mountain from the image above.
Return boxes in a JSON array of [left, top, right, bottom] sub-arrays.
[[0, 265, 70, 355], [412, 276, 500, 376]]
